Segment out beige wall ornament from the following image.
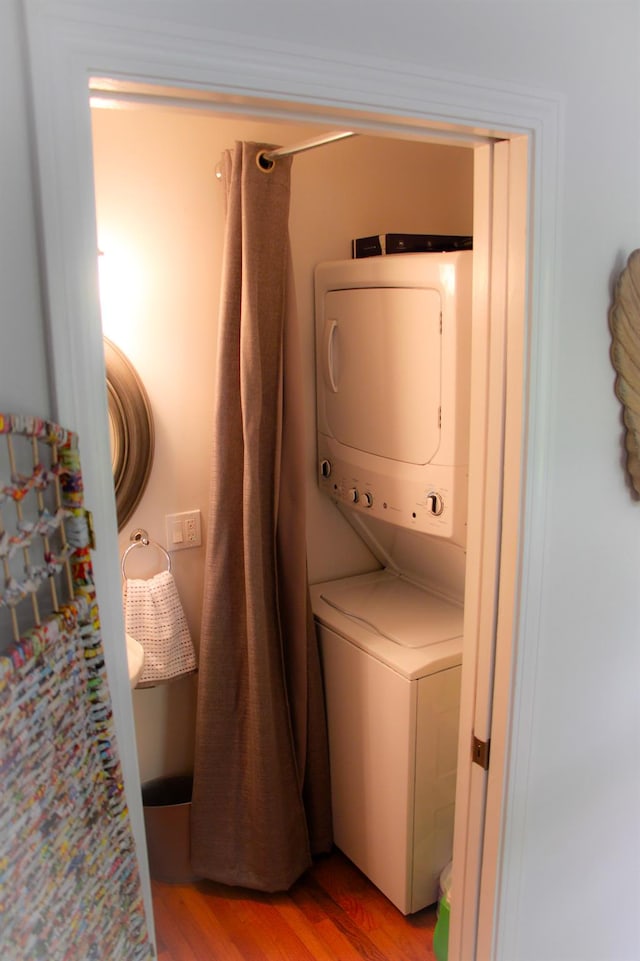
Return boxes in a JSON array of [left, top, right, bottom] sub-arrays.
[[609, 248, 640, 495]]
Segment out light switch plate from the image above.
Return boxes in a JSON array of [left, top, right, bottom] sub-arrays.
[[165, 509, 202, 551]]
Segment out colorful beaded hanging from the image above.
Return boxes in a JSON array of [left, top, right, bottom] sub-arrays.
[[0, 413, 152, 961]]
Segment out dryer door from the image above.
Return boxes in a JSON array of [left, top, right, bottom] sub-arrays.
[[321, 286, 441, 465]]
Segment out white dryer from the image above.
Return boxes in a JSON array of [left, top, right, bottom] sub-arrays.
[[315, 251, 472, 547], [311, 569, 462, 914]]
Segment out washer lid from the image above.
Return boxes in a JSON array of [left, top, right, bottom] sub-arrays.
[[317, 569, 463, 649]]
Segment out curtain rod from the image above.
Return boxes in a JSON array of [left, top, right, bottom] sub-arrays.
[[259, 130, 356, 164], [214, 130, 356, 178]]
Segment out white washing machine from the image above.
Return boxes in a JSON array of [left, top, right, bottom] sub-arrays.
[[311, 568, 462, 915]]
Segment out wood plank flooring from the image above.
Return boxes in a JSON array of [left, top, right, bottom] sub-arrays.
[[151, 849, 438, 961]]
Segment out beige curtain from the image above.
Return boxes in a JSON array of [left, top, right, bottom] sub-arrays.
[[190, 142, 332, 891]]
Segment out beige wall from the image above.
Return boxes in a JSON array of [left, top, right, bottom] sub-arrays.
[[91, 103, 473, 783]]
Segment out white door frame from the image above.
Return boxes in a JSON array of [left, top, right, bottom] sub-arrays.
[[451, 134, 532, 961], [451, 138, 512, 961], [22, 3, 562, 957]]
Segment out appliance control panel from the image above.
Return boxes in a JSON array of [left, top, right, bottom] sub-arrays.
[[317, 452, 467, 545]]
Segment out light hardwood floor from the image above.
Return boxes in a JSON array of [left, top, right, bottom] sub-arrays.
[[151, 849, 438, 960]]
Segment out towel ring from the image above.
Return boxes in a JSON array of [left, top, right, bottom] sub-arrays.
[[121, 527, 172, 579]]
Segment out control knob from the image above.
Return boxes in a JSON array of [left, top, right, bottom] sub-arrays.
[[426, 491, 444, 516], [320, 459, 332, 478], [348, 488, 359, 504], [360, 491, 373, 508]]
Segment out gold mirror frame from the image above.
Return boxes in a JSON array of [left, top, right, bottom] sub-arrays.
[[104, 337, 155, 530]]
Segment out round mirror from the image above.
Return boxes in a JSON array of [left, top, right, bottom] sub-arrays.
[[104, 337, 154, 530]]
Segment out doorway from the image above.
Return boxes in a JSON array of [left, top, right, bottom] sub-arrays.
[[22, 14, 545, 953], [88, 81, 527, 961]]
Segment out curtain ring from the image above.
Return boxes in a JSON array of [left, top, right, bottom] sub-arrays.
[[256, 150, 275, 174]]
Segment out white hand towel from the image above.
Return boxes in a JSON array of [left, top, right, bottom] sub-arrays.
[[123, 570, 196, 685]]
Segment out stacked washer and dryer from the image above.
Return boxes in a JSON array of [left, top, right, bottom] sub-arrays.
[[311, 250, 472, 914]]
